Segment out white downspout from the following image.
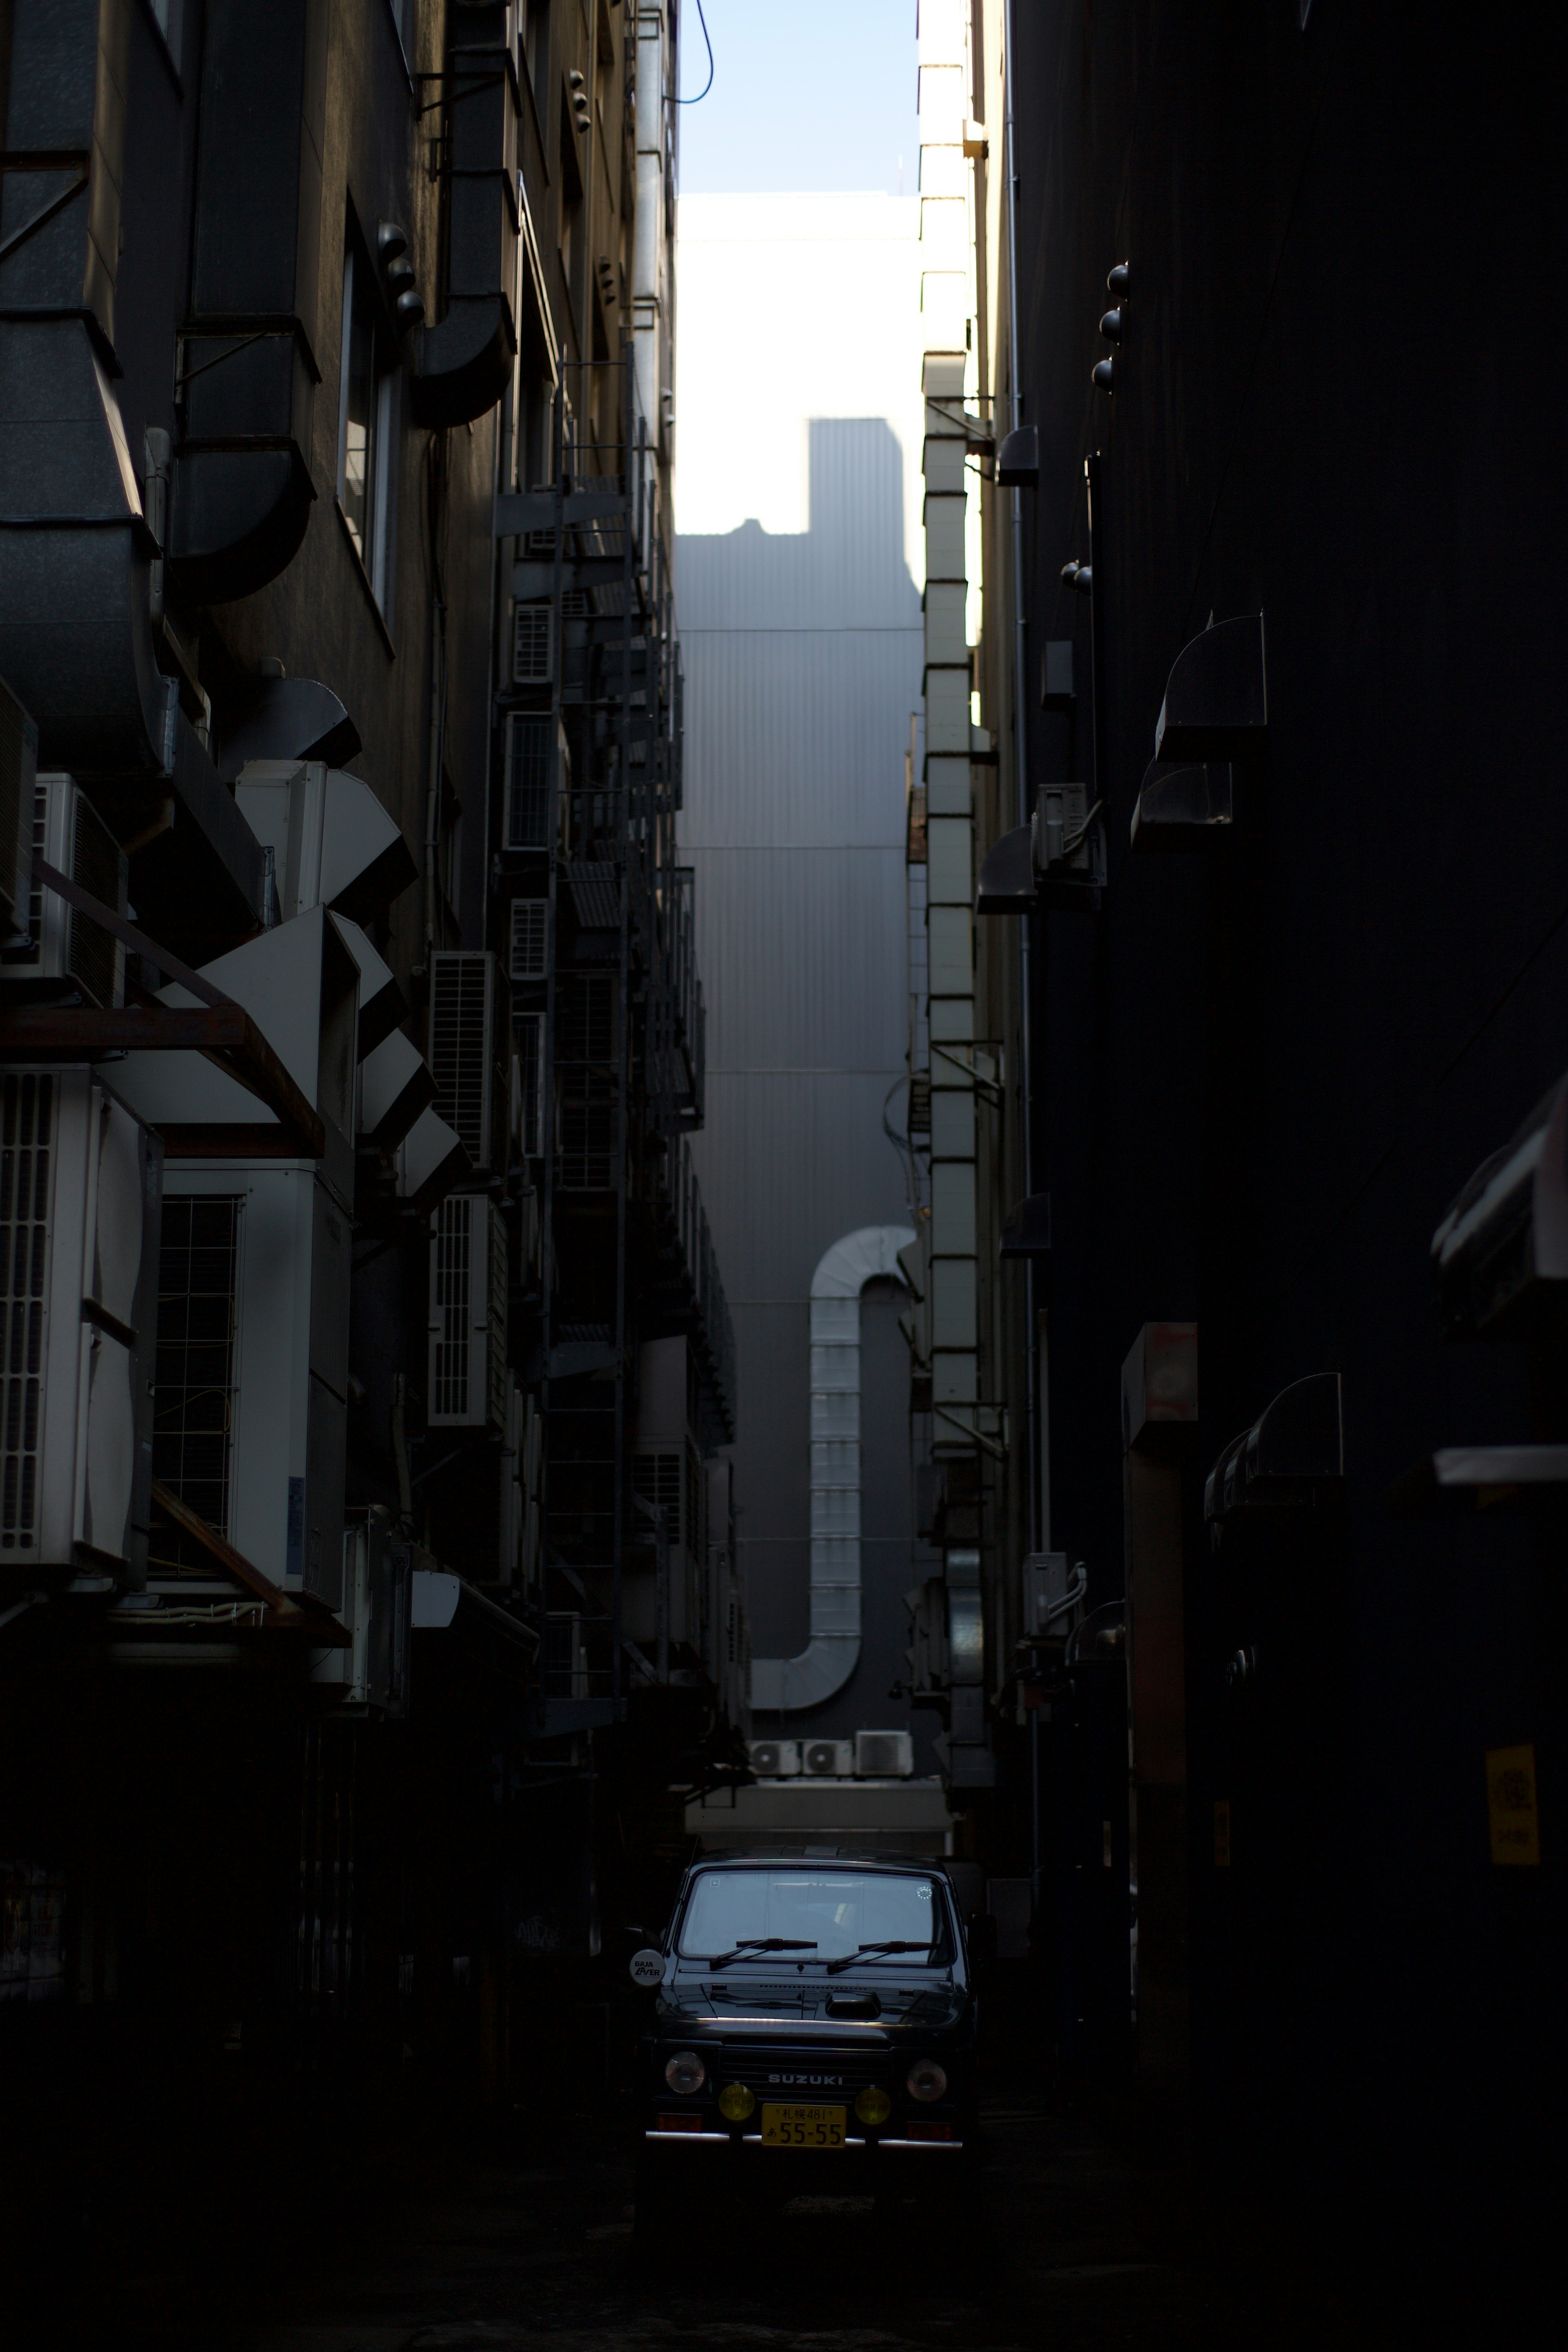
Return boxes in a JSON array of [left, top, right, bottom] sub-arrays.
[[750, 1225, 915, 1714]]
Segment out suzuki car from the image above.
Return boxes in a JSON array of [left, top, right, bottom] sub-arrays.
[[634, 1851, 978, 2224]]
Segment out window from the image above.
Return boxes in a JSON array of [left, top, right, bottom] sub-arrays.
[[676, 1869, 951, 1966], [556, 1072, 615, 1189], [337, 240, 397, 612], [633, 1448, 682, 1544], [510, 896, 547, 982], [153, 1195, 243, 1561], [514, 1011, 545, 1156], [557, 973, 613, 1064], [522, 0, 550, 97], [504, 716, 555, 849], [513, 600, 552, 685]]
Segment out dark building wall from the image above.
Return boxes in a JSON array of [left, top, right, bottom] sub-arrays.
[[1007, 0, 1566, 2216]]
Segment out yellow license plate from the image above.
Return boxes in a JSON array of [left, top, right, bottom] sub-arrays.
[[760, 2101, 846, 2148]]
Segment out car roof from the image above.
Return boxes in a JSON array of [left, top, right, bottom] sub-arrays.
[[686, 1848, 951, 1876]]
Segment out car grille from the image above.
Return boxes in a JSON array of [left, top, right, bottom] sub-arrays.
[[715, 2046, 889, 2092]]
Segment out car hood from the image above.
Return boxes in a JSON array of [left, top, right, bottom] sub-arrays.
[[656, 1972, 968, 2031]]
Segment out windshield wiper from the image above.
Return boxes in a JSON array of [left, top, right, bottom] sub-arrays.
[[825, 1940, 935, 1974], [705, 1937, 819, 1971]]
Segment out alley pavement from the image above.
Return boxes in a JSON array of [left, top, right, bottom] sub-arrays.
[[96, 2094, 1431, 2352]]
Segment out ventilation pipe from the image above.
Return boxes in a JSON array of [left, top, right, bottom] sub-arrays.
[[0, 0, 268, 947], [412, 2, 521, 428], [632, 4, 672, 446], [168, 0, 323, 602], [751, 1226, 915, 1715]]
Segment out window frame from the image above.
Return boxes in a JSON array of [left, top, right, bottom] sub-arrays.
[[336, 237, 400, 621]]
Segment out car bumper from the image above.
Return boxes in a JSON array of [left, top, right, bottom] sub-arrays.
[[641, 2124, 968, 2153]]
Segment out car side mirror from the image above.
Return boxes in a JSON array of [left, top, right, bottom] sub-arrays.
[[628, 1947, 665, 1988]]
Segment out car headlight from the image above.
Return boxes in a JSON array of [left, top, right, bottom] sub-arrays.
[[906, 2058, 947, 2103], [854, 2085, 892, 2127], [664, 2049, 706, 2094], [718, 2082, 755, 2122]]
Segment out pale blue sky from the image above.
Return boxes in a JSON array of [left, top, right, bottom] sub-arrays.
[[675, 1, 918, 197]]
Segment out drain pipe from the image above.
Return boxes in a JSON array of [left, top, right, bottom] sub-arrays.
[[1002, 0, 1039, 1559], [1003, 0, 1048, 1919]]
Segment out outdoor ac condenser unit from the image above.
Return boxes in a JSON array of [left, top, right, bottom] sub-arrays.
[[428, 1192, 508, 1431], [748, 1739, 800, 1779], [428, 950, 512, 1177], [0, 677, 38, 950], [0, 1069, 161, 1579], [2, 773, 127, 1005], [802, 1738, 855, 1777], [855, 1729, 914, 1779]]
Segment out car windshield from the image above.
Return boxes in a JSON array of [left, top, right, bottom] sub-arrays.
[[677, 1868, 951, 1964]]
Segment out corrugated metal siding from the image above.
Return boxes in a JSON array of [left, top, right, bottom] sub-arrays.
[[692, 1072, 918, 1303], [679, 403, 925, 1737], [681, 630, 920, 849], [692, 849, 907, 1071]]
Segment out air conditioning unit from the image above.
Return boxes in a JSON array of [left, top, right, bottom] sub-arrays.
[[855, 1729, 914, 1779], [509, 894, 548, 982], [503, 714, 568, 851], [2, 773, 127, 1005], [314, 1508, 411, 1714], [428, 949, 511, 1175], [512, 600, 553, 686], [156, 1163, 352, 1608], [0, 1069, 161, 1578], [748, 1738, 800, 1779], [802, 1738, 854, 1777], [428, 1192, 508, 1432], [0, 675, 38, 949]]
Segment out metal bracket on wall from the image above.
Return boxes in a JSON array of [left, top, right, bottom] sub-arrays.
[[934, 1403, 1009, 1461], [931, 1040, 1003, 1104]]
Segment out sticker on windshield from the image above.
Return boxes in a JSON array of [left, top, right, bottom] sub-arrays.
[[915, 1885, 931, 1899]]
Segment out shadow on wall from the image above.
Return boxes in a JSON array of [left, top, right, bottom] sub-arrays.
[[678, 416, 921, 634]]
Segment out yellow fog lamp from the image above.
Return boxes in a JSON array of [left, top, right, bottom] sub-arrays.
[[854, 2085, 892, 2129], [718, 2082, 755, 2123]]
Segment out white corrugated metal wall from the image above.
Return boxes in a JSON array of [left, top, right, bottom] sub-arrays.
[[676, 194, 930, 1740]]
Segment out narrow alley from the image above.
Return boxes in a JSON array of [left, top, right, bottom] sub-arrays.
[[1, 3, 1563, 2339]]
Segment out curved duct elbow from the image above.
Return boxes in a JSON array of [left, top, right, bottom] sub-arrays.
[[169, 1, 324, 602], [412, 4, 520, 429], [750, 1226, 915, 1715], [170, 444, 315, 606]]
